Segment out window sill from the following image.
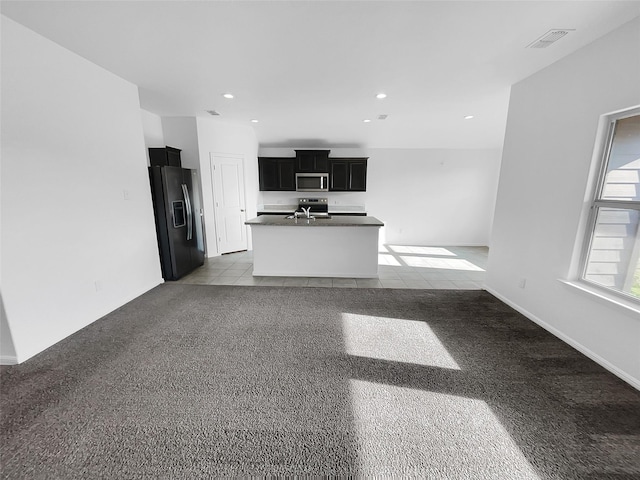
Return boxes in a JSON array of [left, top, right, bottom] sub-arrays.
[[559, 279, 640, 317]]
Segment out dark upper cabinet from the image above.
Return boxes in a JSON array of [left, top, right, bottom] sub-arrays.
[[349, 160, 367, 191], [330, 158, 367, 191], [259, 157, 296, 191], [330, 160, 348, 191], [279, 159, 296, 190], [296, 150, 330, 172], [259, 158, 278, 191], [259, 152, 367, 192], [149, 146, 182, 167]]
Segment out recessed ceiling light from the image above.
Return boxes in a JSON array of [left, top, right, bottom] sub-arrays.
[[250, 119, 259, 123], [376, 93, 387, 99], [363, 119, 371, 123], [464, 115, 474, 120], [222, 93, 234, 99]]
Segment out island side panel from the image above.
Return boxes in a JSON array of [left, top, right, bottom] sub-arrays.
[[250, 225, 380, 278]]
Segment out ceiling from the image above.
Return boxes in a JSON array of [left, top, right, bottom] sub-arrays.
[[2, 1, 639, 149]]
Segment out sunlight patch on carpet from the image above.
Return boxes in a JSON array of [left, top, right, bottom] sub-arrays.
[[348, 380, 540, 478], [341, 313, 460, 370]]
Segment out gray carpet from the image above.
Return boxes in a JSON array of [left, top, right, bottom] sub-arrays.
[[1, 285, 639, 478]]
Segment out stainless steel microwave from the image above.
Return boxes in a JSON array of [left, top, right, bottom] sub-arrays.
[[296, 173, 329, 192]]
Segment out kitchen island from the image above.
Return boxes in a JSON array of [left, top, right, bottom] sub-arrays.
[[245, 215, 384, 278]]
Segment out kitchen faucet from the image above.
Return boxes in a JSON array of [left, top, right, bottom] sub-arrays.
[[301, 207, 311, 218]]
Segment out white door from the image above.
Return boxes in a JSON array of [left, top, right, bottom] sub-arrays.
[[211, 155, 247, 254]]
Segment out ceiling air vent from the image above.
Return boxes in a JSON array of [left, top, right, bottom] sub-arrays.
[[378, 114, 388, 120], [206, 110, 221, 116], [527, 29, 574, 48]]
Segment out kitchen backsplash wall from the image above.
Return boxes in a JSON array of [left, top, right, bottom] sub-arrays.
[[260, 191, 367, 208]]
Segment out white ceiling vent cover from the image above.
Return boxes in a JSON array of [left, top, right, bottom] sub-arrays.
[[378, 114, 388, 120], [527, 29, 574, 48], [206, 110, 221, 116]]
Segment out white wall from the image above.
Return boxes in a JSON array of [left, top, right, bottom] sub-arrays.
[[161, 117, 200, 170], [258, 147, 501, 246], [1, 16, 163, 363], [140, 109, 165, 163], [368, 149, 501, 246], [196, 118, 259, 256], [486, 18, 640, 388]]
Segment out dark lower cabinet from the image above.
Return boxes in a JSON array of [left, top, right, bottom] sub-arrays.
[[259, 157, 296, 191], [330, 158, 367, 191]]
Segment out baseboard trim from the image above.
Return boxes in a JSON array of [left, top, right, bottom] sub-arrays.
[[484, 286, 640, 391], [0, 355, 18, 365]]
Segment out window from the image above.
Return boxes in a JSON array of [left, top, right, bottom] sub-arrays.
[[581, 108, 640, 301]]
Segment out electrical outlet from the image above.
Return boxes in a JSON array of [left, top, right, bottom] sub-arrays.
[[518, 278, 527, 289], [123, 189, 130, 200], [94, 280, 103, 292]]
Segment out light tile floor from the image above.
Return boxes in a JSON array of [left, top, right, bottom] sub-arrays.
[[174, 245, 488, 290]]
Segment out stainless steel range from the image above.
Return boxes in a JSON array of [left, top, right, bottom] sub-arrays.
[[297, 197, 330, 217], [298, 197, 328, 212]]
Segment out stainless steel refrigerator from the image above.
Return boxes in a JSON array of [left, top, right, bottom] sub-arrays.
[[149, 166, 204, 280]]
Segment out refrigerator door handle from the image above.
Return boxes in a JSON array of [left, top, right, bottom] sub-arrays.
[[181, 183, 193, 240]]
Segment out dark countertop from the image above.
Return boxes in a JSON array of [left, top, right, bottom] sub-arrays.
[[245, 214, 384, 227]]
